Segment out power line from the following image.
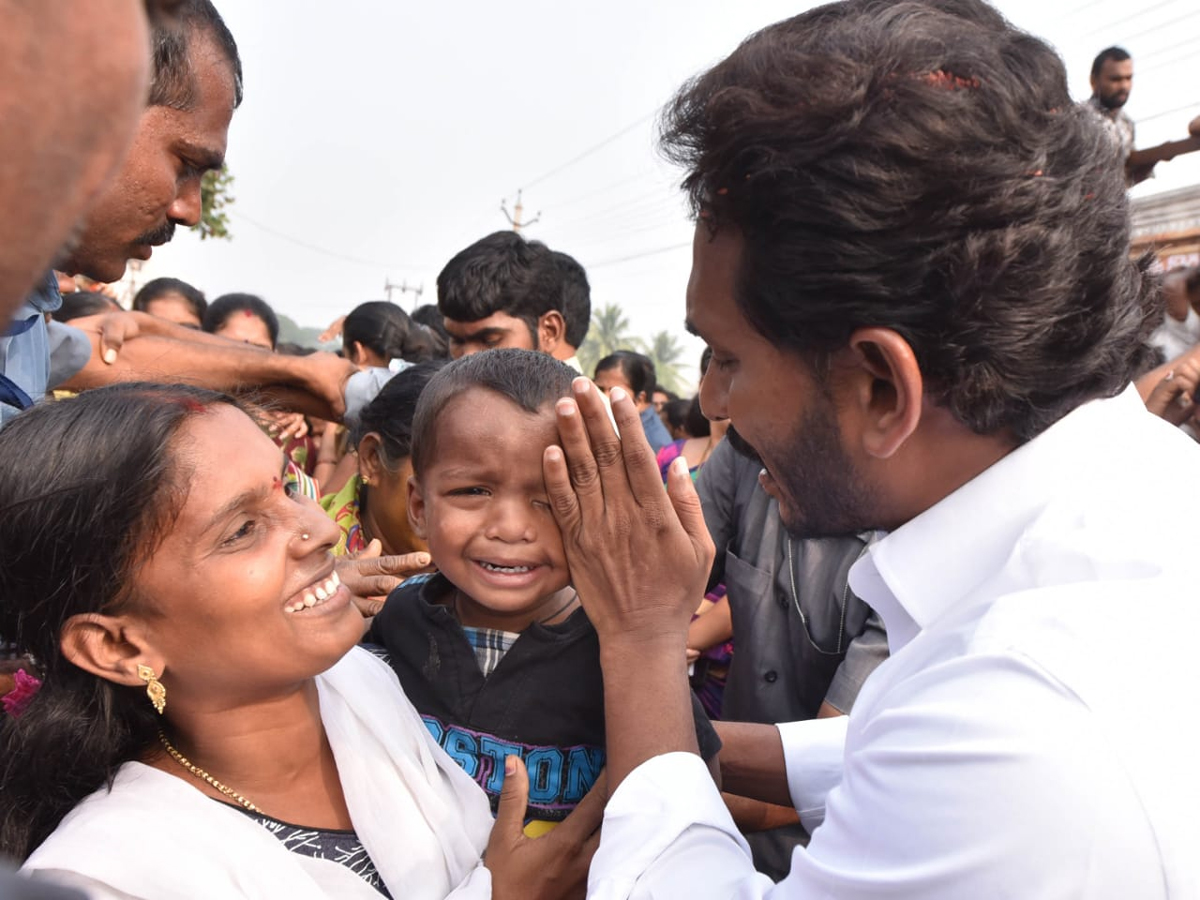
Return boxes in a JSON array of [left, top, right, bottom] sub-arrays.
[[1121, 9, 1200, 44], [546, 169, 660, 210], [564, 204, 690, 245], [559, 215, 690, 258], [521, 109, 657, 191], [1048, 0, 1123, 28], [1136, 99, 1200, 124], [231, 211, 426, 271], [1135, 38, 1200, 75], [586, 241, 691, 270], [553, 190, 680, 232], [1079, 0, 1183, 38]]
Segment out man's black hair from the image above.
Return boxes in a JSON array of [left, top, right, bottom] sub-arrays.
[[410, 348, 576, 477], [436, 232, 561, 344], [663, 0, 1160, 442], [1090, 46, 1131, 82], [410, 303, 452, 358], [683, 394, 711, 438], [149, 0, 243, 111], [551, 251, 591, 349], [132, 276, 207, 321], [662, 397, 693, 434]]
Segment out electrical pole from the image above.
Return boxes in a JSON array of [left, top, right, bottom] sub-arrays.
[[501, 189, 541, 232], [384, 277, 424, 307]]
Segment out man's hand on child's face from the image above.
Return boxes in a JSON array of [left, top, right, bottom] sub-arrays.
[[542, 377, 714, 643], [485, 755, 604, 900]]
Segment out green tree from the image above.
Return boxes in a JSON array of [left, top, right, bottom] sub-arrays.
[[644, 329, 689, 395], [275, 313, 328, 349], [578, 302, 642, 374], [194, 164, 235, 241]]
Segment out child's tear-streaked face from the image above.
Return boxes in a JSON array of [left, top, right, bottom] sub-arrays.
[[408, 388, 574, 631]]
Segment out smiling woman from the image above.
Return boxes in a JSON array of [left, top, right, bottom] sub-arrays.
[[0, 384, 498, 898]]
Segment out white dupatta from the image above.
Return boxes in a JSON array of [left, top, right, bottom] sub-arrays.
[[23, 647, 495, 899]]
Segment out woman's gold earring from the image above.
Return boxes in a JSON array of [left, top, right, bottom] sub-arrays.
[[137, 664, 166, 715], [361, 474, 370, 486]]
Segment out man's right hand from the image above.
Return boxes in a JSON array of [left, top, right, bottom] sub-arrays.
[[293, 351, 357, 421], [1144, 355, 1200, 425], [542, 378, 713, 643]]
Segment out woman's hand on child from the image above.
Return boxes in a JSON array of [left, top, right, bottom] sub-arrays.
[[336, 539, 432, 617], [485, 756, 603, 900]]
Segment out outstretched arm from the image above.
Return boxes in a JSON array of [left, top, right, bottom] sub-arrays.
[[63, 318, 354, 421], [543, 378, 713, 790]]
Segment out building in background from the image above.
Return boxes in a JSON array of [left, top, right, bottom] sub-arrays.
[[1132, 184, 1200, 272]]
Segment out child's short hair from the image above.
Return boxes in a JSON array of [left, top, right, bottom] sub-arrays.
[[411, 348, 577, 477]]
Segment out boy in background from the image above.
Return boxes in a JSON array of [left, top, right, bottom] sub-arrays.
[[365, 349, 720, 834]]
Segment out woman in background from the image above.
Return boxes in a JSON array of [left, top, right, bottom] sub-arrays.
[[203, 292, 317, 473], [592, 350, 673, 453], [321, 361, 446, 558], [342, 301, 438, 368], [203, 292, 279, 350]]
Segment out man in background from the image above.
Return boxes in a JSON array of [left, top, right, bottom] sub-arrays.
[[2, 0, 359, 427], [0, 0, 160, 418], [548, 250, 591, 373], [0, 0, 157, 889], [437, 231, 569, 358], [1084, 46, 1155, 184]]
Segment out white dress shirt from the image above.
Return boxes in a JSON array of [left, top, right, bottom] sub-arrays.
[[588, 386, 1200, 899]]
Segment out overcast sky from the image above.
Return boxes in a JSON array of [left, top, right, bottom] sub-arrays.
[[137, 0, 1200, 375]]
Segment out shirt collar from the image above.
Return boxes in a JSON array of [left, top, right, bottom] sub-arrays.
[[849, 386, 1145, 654], [1087, 94, 1129, 124]]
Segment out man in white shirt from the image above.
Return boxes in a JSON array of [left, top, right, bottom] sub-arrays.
[[538, 0, 1199, 896]]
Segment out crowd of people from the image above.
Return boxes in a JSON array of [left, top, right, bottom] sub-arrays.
[[0, 0, 1198, 898]]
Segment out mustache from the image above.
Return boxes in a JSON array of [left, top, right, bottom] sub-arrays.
[[725, 425, 764, 467], [133, 220, 177, 247]]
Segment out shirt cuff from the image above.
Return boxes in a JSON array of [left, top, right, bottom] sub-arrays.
[[591, 753, 751, 895], [445, 863, 491, 898], [777, 716, 848, 833]]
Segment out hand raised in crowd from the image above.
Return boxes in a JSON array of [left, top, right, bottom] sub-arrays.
[[1145, 353, 1200, 426], [336, 538, 431, 618], [263, 409, 310, 442], [318, 314, 347, 344], [484, 756, 604, 900]]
